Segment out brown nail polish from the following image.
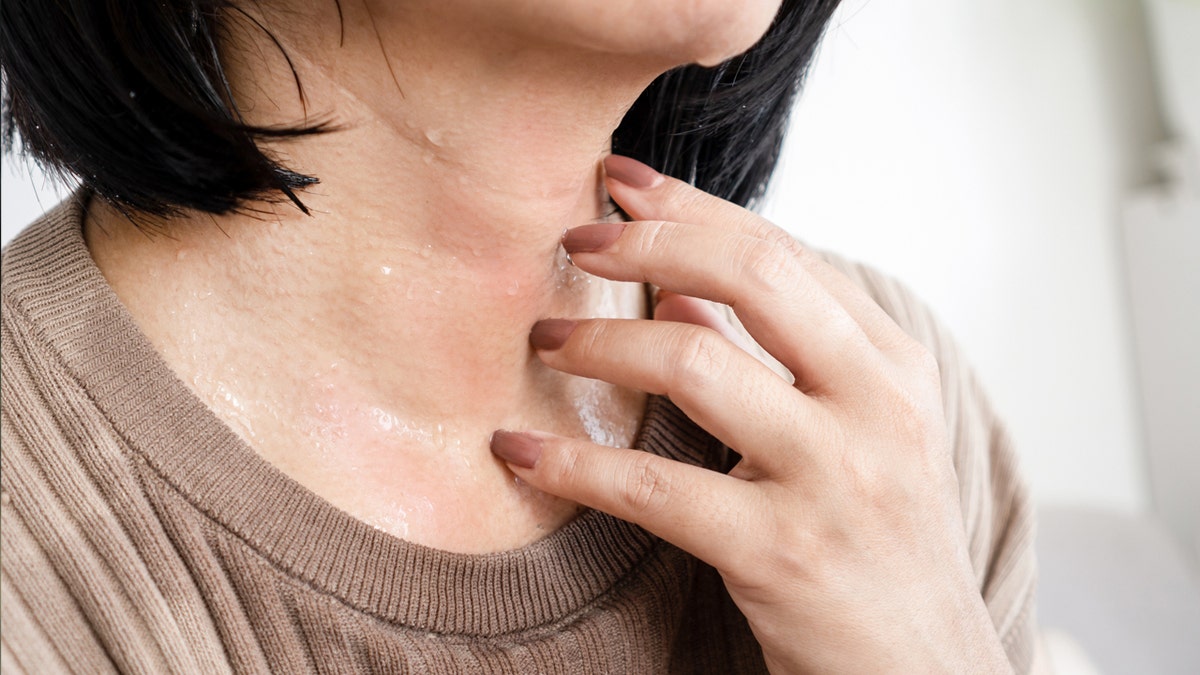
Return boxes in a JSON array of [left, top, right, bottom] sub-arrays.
[[604, 155, 663, 189], [529, 319, 577, 351], [490, 430, 542, 469], [562, 222, 626, 254]]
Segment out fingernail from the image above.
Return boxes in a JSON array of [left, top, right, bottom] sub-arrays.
[[530, 319, 577, 351], [562, 222, 626, 254], [604, 155, 663, 189], [490, 430, 542, 469]]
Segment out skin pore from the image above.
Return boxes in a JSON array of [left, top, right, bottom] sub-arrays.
[[83, 0, 782, 552]]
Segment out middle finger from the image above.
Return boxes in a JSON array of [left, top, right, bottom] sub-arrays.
[[564, 220, 885, 393]]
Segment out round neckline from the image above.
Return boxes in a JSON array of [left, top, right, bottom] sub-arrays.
[[4, 191, 725, 636]]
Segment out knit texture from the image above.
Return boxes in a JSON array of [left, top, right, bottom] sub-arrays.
[[1, 193, 1038, 673]]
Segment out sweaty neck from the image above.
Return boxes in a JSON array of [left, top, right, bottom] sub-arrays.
[[83, 2, 669, 550]]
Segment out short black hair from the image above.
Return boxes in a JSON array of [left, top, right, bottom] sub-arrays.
[[1, 0, 840, 221], [615, 0, 841, 209]]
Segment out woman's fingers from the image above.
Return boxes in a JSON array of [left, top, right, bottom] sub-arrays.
[[490, 429, 756, 571], [652, 290, 746, 347], [603, 154, 914, 355], [565, 219, 881, 391], [604, 154, 765, 240], [531, 318, 820, 475]]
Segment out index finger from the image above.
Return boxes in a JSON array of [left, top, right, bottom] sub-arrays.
[[603, 155, 911, 353]]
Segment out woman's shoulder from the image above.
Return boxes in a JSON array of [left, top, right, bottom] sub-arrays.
[[1, 193, 137, 515], [2, 191, 95, 334], [1, 190, 146, 577], [2, 191, 103, 443]]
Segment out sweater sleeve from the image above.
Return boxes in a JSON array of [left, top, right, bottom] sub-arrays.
[[717, 250, 1041, 673]]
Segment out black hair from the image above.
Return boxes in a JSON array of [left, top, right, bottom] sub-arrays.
[[1, 0, 841, 221], [614, 0, 841, 209]]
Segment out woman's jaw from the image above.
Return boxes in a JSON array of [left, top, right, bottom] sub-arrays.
[[214, 0, 784, 246], [386, 0, 785, 68]]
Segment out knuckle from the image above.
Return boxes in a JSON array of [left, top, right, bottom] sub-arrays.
[[634, 220, 679, 259], [674, 184, 713, 217], [669, 328, 730, 391], [913, 346, 942, 385], [620, 453, 672, 515], [761, 226, 808, 260], [898, 340, 945, 395], [742, 240, 799, 294], [903, 339, 940, 374]]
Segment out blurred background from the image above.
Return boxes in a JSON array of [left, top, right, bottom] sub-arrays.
[[3, 0, 1197, 672]]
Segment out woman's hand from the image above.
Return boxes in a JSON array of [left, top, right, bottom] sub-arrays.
[[490, 155, 1012, 674]]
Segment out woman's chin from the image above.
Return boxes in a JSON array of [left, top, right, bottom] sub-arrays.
[[509, 0, 783, 70], [679, 2, 785, 66]]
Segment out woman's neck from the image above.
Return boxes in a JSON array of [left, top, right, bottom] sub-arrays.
[[84, 3, 667, 550]]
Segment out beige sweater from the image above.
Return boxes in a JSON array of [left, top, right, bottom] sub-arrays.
[[1, 193, 1038, 673]]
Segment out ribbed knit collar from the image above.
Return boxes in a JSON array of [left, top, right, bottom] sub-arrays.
[[1, 192, 726, 637]]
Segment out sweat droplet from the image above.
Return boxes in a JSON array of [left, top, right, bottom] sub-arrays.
[[372, 265, 394, 286]]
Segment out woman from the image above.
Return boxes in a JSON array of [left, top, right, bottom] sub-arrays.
[[0, 0, 1039, 672]]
